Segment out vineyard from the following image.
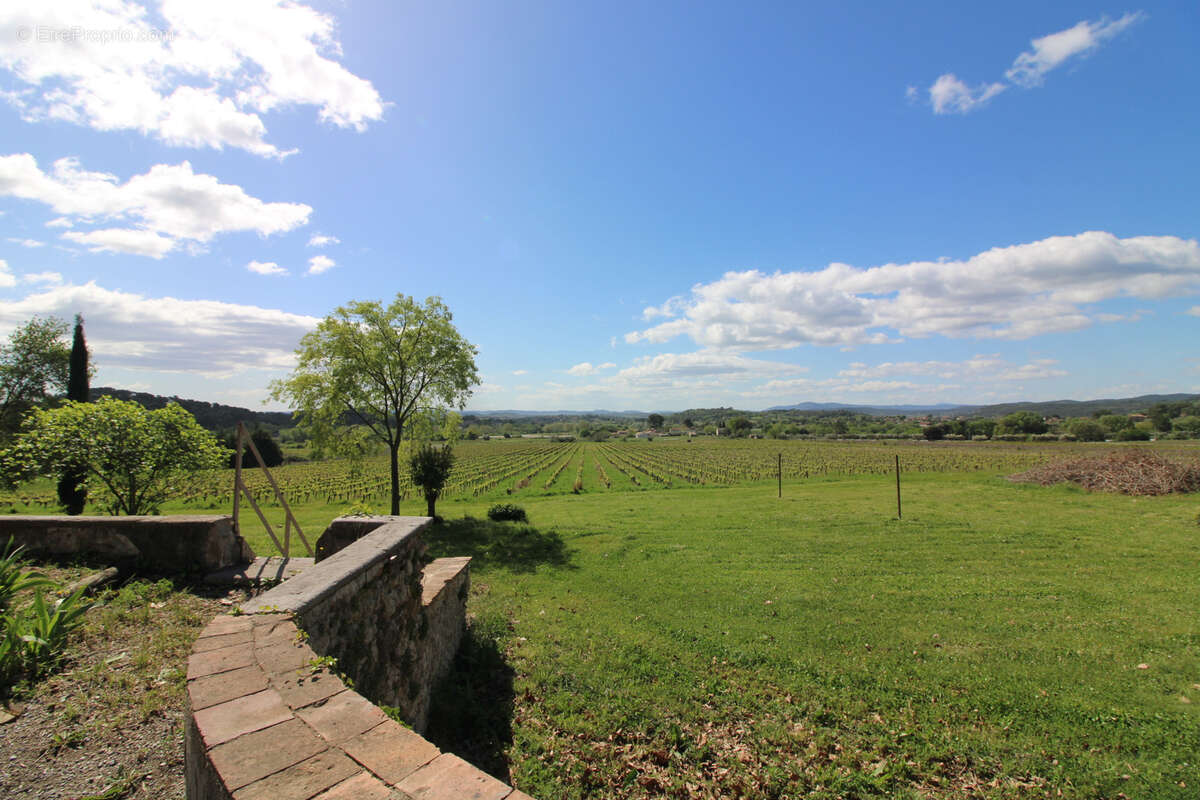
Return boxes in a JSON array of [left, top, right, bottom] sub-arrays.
[[5, 438, 1198, 513]]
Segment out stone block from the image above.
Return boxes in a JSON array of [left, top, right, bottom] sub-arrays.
[[207, 719, 327, 791], [193, 689, 292, 746], [397, 753, 512, 800], [295, 689, 389, 744], [232, 749, 359, 800], [190, 665, 269, 711], [341, 720, 440, 784]]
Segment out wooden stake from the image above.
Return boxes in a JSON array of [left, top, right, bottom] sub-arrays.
[[895, 453, 902, 519], [778, 452, 782, 498]]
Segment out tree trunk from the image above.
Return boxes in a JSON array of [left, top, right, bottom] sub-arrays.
[[425, 493, 436, 518], [389, 442, 401, 515]]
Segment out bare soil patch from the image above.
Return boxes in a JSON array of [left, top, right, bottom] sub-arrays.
[[1, 568, 248, 800]]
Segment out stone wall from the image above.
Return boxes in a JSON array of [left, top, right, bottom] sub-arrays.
[[186, 517, 531, 799], [0, 514, 251, 572]]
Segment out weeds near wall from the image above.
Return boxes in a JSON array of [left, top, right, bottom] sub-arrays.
[[0, 538, 96, 694]]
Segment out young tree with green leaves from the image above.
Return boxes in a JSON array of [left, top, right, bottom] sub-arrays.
[[3, 397, 228, 515], [270, 294, 478, 515], [56, 315, 89, 514], [0, 317, 70, 439], [409, 443, 454, 519]]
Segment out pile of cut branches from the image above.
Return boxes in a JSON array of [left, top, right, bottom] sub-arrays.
[[1009, 449, 1200, 495]]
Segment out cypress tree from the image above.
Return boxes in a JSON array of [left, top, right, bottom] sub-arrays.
[[57, 314, 89, 514]]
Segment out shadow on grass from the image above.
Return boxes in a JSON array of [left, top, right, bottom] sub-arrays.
[[422, 517, 575, 573], [423, 619, 516, 784]]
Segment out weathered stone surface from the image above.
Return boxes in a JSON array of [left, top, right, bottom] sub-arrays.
[[207, 719, 327, 791], [193, 689, 292, 746], [397, 753, 512, 800], [185, 518, 535, 800], [341, 721, 440, 784], [190, 666, 270, 712], [295, 690, 389, 744], [312, 772, 405, 800], [232, 749, 359, 800], [0, 514, 250, 572], [314, 516, 414, 562]]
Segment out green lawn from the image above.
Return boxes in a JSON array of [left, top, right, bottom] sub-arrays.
[[39, 466, 1200, 797], [413, 473, 1199, 798]]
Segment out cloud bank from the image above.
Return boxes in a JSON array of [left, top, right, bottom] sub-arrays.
[[0, 153, 311, 257], [627, 232, 1199, 350], [0, 0, 385, 157]]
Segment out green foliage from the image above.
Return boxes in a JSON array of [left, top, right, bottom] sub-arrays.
[[58, 315, 90, 515], [410, 442, 455, 518], [226, 429, 284, 468], [0, 540, 93, 692], [1173, 415, 1200, 435], [996, 411, 1048, 435], [1115, 427, 1151, 441], [647, 413, 665, 430], [3, 397, 229, 515], [922, 424, 945, 441], [15, 588, 94, 679], [1098, 414, 1133, 434], [1068, 419, 1107, 442], [0, 538, 51, 614], [0, 316, 70, 438], [487, 503, 528, 522], [270, 294, 478, 515], [726, 416, 752, 437]]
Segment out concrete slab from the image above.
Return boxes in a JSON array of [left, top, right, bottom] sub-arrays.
[[205, 557, 315, 586]]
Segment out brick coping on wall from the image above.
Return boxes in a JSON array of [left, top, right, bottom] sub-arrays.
[[186, 519, 534, 800]]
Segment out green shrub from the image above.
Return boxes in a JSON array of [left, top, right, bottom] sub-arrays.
[[487, 503, 528, 523], [1115, 428, 1151, 441]]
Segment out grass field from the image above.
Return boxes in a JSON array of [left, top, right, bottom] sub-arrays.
[[8, 441, 1200, 797]]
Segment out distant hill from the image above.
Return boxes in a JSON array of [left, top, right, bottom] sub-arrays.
[[90, 387, 294, 432], [766, 402, 963, 415], [934, 393, 1200, 420]]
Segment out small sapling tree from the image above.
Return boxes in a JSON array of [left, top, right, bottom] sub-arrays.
[[3, 397, 228, 515], [409, 443, 454, 519]]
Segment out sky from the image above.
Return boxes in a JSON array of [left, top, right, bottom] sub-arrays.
[[0, 1, 1197, 413]]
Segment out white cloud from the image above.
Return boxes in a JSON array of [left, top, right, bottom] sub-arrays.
[[920, 13, 1144, 115], [1006, 13, 1145, 87], [838, 355, 1065, 382], [627, 232, 1200, 350], [307, 254, 335, 274], [0, 154, 311, 257], [1188, 307, 1200, 317], [567, 361, 619, 376], [928, 74, 1007, 114], [0, 281, 318, 377], [511, 369, 528, 376], [6, 237, 43, 248], [247, 260, 287, 276], [0, 0, 385, 158], [45, 217, 72, 228], [0, 259, 15, 288], [21, 271, 62, 285], [307, 234, 339, 247], [62, 227, 176, 258]]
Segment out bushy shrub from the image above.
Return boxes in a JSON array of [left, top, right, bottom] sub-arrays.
[[487, 503, 527, 523], [1115, 428, 1151, 441]]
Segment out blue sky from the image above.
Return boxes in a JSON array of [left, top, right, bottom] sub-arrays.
[[0, 1, 1197, 412]]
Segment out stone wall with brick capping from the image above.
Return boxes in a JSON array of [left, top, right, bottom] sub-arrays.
[[0, 514, 251, 572], [185, 516, 533, 800]]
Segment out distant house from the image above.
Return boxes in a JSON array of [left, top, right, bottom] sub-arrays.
[[634, 430, 654, 439]]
